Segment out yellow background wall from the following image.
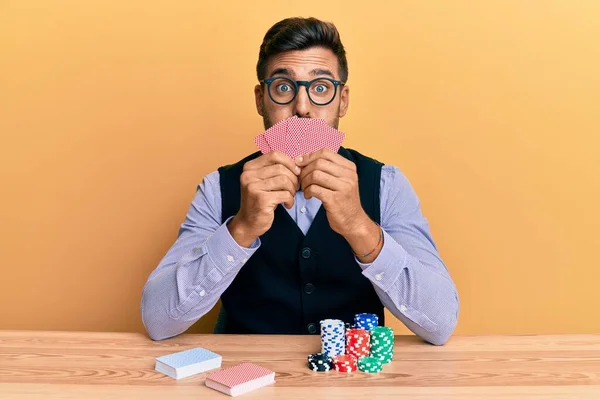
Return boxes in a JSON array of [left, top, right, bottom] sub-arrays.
[[1, 1, 599, 337]]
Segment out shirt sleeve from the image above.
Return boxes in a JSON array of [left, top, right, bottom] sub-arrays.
[[140, 171, 260, 340], [356, 165, 460, 345]]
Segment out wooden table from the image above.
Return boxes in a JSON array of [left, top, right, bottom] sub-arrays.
[[1, 331, 599, 399]]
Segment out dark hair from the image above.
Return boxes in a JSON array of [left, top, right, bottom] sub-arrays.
[[256, 17, 348, 82]]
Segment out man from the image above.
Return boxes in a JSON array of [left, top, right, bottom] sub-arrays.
[[141, 17, 459, 345]]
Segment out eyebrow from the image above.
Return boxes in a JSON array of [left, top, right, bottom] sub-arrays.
[[310, 68, 335, 78], [269, 68, 293, 77], [268, 68, 336, 79]]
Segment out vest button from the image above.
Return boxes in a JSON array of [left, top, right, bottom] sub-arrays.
[[307, 323, 318, 334], [301, 247, 311, 259], [304, 283, 315, 295]]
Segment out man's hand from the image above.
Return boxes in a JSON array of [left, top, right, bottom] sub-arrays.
[[228, 151, 300, 247], [296, 149, 371, 237], [296, 149, 382, 262]]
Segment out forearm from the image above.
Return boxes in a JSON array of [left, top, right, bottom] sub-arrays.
[[141, 219, 259, 340], [358, 229, 459, 345], [343, 214, 383, 264]]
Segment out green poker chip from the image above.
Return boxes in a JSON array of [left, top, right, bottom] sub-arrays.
[[369, 326, 394, 364], [358, 356, 384, 373]]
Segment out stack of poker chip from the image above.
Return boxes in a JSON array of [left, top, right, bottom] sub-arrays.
[[369, 326, 394, 364], [332, 354, 357, 372], [320, 319, 346, 357], [345, 328, 370, 359], [357, 356, 383, 373], [307, 353, 334, 372], [354, 313, 379, 330]]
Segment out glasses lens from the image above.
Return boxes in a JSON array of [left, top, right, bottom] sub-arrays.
[[309, 79, 336, 104], [269, 78, 296, 104]]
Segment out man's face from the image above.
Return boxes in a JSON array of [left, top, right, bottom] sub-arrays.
[[255, 46, 349, 130]]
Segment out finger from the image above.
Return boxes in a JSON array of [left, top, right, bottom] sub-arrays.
[[295, 148, 355, 171], [301, 169, 346, 192], [258, 175, 297, 198], [245, 151, 301, 175], [299, 157, 348, 182], [242, 164, 299, 192], [257, 164, 299, 188], [303, 183, 333, 203], [267, 190, 295, 209]]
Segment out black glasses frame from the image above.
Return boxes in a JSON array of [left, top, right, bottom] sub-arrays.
[[260, 77, 346, 106]]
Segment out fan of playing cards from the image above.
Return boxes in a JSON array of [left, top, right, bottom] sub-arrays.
[[254, 116, 345, 159]]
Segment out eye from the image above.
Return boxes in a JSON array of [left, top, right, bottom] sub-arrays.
[[314, 84, 327, 93], [277, 84, 291, 93]]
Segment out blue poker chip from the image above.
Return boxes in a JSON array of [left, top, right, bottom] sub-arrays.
[[354, 313, 379, 330]]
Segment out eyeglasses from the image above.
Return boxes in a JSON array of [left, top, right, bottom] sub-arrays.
[[260, 77, 345, 106]]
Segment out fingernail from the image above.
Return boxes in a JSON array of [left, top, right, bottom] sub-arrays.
[[295, 156, 303, 163], [295, 166, 301, 174]]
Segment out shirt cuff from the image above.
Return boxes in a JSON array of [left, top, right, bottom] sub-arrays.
[[356, 229, 408, 291], [205, 216, 260, 273]]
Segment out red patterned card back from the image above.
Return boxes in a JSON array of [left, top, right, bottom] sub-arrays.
[[205, 363, 274, 388]]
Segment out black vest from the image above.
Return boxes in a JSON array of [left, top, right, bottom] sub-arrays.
[[217, 147, 385, 334]]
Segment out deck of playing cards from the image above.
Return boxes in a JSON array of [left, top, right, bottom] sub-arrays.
[[254, 116, 345, 158], [205, 362, 275, 397], [155, 347, 222, 380]]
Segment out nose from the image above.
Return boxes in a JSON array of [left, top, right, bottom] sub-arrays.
[[293, 86, 312, 117]]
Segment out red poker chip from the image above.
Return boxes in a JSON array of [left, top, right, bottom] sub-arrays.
[[346, 328, 371, 358], [333, 355, 357, 361], [333, 354, 358, 371], [334, 364, 357, 372]]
